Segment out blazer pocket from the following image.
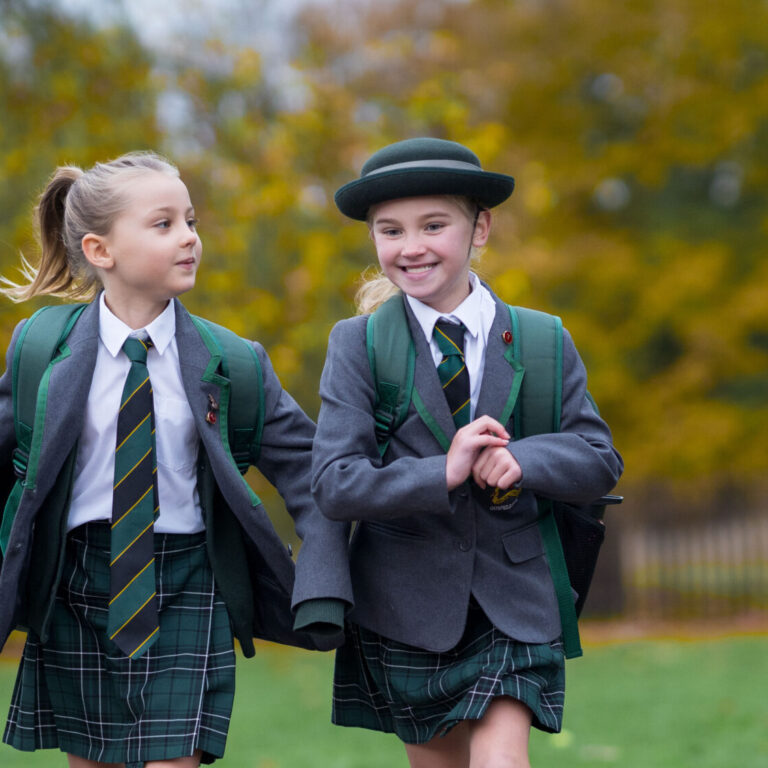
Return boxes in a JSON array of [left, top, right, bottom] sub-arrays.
[[363, 520, 427, 541], [501, 522, 545, 564]]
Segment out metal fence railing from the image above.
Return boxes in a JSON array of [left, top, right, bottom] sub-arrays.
[[581, 510, 768, 621]]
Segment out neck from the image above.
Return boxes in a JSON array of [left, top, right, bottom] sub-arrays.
[[103, 293, 171, 330]]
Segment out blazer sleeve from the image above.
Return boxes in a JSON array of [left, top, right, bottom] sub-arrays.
[[507, 327, 623, 503], [248, 340, 353, 607], [311, 316, 451, 522]]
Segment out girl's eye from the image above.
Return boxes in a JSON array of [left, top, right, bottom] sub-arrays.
[[425, 222, 445, 233], [155, 219, 171, 229], [187, 217, 199, 230]]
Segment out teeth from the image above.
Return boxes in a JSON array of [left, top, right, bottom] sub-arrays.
[[404, 265, 434, 274]]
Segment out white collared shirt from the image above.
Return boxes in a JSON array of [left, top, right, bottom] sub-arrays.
[[67, 295, 203, 533], [406, 273, 496, 420]]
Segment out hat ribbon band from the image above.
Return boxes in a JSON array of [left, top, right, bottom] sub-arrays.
[[364, 159, 483, 177]]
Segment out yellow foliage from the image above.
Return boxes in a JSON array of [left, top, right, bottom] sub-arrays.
[[2, 0, 767, 505]]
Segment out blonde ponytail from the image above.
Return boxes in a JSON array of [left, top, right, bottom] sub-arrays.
[[1, 167, 98, 302], [1, 151, 178, 303]]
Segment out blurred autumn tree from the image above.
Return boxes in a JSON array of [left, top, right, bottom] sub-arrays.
[[0, 1, 161, 322], [1, 0, 766, 516]]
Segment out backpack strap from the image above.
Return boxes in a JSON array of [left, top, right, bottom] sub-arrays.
[[510, 305, 582, 659], [367, 294, 454, 454], [1, 303, 87, 555], [366, 294, 416, 457], [190, 317, 265, 473]]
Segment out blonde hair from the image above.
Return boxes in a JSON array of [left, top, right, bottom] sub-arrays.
[[1, 151, 179, 302], [355, 195, 485, 315]]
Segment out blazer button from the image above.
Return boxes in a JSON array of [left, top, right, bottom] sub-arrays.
[[458, 538, 471, 552]]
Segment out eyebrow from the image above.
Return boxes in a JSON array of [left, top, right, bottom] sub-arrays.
[[147, 205, 195, 216], [373, 210, 454, 226]]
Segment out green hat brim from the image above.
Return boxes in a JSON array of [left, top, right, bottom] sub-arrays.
[[335, 166, 515, 221]]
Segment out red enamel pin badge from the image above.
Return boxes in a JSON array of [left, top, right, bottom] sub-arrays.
[[206, 394, 219, 424]]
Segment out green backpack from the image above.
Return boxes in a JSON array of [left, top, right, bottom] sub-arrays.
[[0, 303, 265, 557], [367, 294, 621, 659]]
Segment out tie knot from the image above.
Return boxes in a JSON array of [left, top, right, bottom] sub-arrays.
[[434, 320, 466, 357], [122, 335, 151, 364]]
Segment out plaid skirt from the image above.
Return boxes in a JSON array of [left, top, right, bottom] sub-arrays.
[[3, 522, 236, 767], [333, 601, 565, 744]]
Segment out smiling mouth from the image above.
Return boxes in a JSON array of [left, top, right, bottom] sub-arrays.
[[402, 264, 436, 274]]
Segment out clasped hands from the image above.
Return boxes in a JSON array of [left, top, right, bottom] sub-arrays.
[[445, 415, 521, 492]]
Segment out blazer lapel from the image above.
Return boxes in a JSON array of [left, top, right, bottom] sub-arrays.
[[475, 295, 525, 429], [174, 300, 226, 449], [173, 301, 254, 511]]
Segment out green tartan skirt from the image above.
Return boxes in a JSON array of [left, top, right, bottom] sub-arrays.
[[3, 522, 236, 767], [333, 601, 565, 744]]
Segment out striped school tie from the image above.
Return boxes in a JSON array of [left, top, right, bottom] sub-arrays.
[[434, 320, 470, 428], [108, 335, 159, 659]]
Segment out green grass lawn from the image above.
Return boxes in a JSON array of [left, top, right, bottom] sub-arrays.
[[0, 633, 765, 767]]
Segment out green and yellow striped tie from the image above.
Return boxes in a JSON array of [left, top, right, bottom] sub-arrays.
[[434, 320, 471, 428], [108, 335, 159, 659]]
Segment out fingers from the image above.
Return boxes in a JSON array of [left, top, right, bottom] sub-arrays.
[[463, 433, 510, 450], [463, 415, 510, 441], [472, 447, 522, 490], [480, 465, 521, 490], [450, 424, 509, 459], [446, 436, 508, 490], [445, 417, 512, 491]]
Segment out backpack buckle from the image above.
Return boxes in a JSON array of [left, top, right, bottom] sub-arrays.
[[232, 451, 250, 476], [11, 447, 29, 479], [373, 407, 394, 444]]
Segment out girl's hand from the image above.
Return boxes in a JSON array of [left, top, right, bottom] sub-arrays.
[[472, 446, 522, 490], [446, 416, 510, 491]]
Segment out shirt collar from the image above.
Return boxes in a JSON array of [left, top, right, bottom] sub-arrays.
[[406, 272, 487, 342], [98, 293, 176, 358]]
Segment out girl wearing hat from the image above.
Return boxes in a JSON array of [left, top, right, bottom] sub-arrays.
[[312, 138, 623, 767]]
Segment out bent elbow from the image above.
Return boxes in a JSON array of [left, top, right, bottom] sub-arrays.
[[311, 474, 359, 523], [591, 451, 624, 501]]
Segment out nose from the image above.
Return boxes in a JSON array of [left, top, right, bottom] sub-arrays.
[[179, 226, 198, 248], [401, 234, 427, 258]]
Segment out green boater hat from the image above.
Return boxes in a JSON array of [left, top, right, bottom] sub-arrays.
[[335, 137, 515, 220]]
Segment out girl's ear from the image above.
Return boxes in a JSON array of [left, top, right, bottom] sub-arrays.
[[82, 233, 113, 270], [472, 209, 492, 247]]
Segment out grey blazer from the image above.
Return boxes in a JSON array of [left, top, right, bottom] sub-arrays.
[[0, 298, 353, 656], [312, 291, 623, 652]]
